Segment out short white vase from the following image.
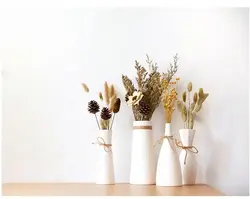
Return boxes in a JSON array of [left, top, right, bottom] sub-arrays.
[[95, 130, 115, 184], [129, 121, 156, 185], [179, 129, 198, 185], [156, 123, 182, 186]]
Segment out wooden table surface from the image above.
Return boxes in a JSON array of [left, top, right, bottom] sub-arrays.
[[2, 183, 224, 196]]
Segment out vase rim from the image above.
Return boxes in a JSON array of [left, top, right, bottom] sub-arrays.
[[133, 120, 152, 126], [99, 129, 112, 132]]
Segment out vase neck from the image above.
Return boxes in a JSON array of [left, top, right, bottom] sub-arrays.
[[98, 130, 112, 144], [164, 123, 172, 136]]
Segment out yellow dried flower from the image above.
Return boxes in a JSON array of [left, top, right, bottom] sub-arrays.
[[176, 77, 180, 81]]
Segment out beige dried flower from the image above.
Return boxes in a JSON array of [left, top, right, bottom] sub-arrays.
[[104, 81, 110, 105], [99, 92, 103, 101], [109, 84, 115, 98], [82, 83, 89, 92]]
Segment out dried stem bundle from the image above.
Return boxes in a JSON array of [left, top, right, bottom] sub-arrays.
[[177, 82, 209, 129], [83, 82, 121, 130], [122, 54, 178, 121]]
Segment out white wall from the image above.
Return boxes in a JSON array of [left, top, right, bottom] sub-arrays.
[[0, 7, 249, 196]]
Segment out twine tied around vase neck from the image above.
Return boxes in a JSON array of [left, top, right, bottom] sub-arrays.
[[175, 139, 198, 165], [92, 136, 112, 154], [133, 126, 152, 130], [153, 135, 175, 151]]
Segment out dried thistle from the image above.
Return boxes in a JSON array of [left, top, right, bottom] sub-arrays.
[[104, 81, 110, 105], [82, 83, 89, 92]]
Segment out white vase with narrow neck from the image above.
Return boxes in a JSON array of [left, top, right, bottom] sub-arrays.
[[129, 121, 156, 185], [179, 129, 197, 185], [156, 123, 182, 186], [95, 130, 115, 184]]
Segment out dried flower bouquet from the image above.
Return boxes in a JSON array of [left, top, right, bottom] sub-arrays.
[[82, 82, 121, 130], [122, 54, 178, 121]]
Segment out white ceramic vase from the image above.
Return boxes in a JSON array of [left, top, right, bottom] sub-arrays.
[[156, 123, 182, 186], [129, 121, 156, 185], [95, 130, 115, 184], [179, 129, 197, 185]]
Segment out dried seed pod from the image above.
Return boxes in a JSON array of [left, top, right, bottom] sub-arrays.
[[177, 101, 183, 112], [198, 88, 204, 98], [193, 92, 198, 103], [99, 92, 103, 101], [191, 102, 196, 111], [82, 83, 89, 92], [194, 104, 202, 113], [187, 82, 192, 92], [113, 98, 121, 113], [182, 111, 187, 122], [182, 92, 187, 103]]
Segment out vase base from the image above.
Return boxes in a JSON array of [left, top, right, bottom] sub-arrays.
[[156, 182, 182, 187], [129, 181, 156, 185], [96, 182, 115, 185]]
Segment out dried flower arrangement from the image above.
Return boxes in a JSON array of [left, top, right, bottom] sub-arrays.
[[122, 54, 178, 121], [161, 54, 180, 123], [82, 82, 121, 130], [177, 82, 209, 129]]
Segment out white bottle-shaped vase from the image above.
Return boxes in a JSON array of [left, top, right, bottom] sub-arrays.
[[156, 123, 182, 186], [130, 121, 155, 185], [179, 129, 198, 185], [95, 129, 115, 184]]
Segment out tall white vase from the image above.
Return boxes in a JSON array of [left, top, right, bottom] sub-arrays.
[[156, 123, 182, 186], [130, 121, 155, 185], [179, 129, 198, 185], [95, 130, 115, 184]]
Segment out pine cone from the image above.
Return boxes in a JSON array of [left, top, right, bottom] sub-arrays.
[[88, 100, 100, 114], [101, 107, 112, 120], [113, 98, 121, 113], [138, 101, 150, 115]]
